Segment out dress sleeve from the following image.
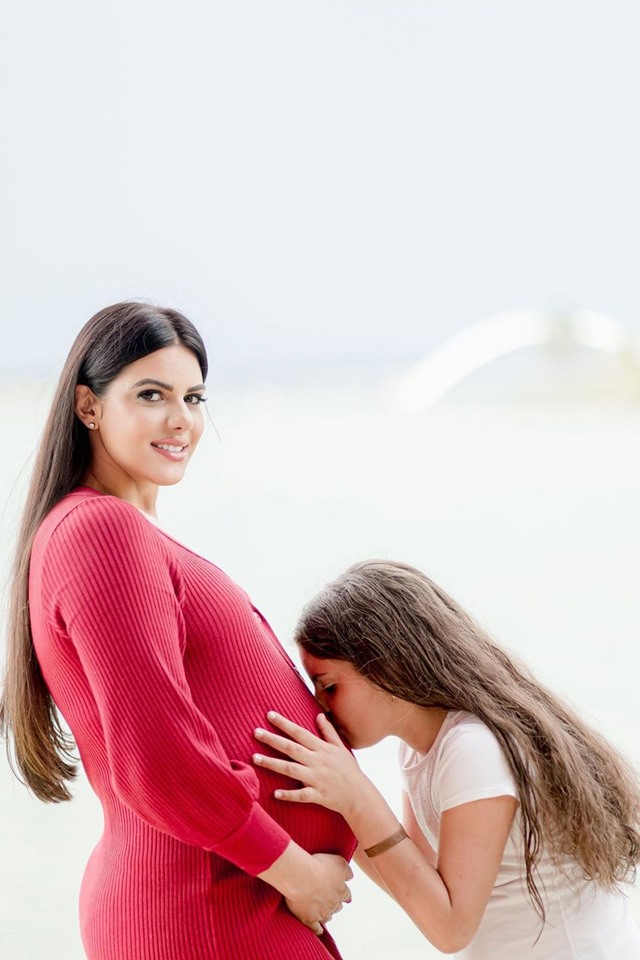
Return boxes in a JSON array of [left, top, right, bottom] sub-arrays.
[[43, 496, 290, 875], [433, 720, 519, 814]]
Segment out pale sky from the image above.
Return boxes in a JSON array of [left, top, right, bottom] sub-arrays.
[[1, 1, 639, 378]]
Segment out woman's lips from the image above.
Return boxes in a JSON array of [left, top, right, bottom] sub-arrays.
[[151, 441, 189, 462]]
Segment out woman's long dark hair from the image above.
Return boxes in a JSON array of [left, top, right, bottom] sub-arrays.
[[0, 302, 208, 802], [295, 559, 640, 922]]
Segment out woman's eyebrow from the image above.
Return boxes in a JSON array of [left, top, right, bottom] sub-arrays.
[[132, 378, 173, 391], [131, 378, 206, 392]]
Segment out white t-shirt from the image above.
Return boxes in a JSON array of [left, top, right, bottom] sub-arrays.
[[399, 711, 640, 959]]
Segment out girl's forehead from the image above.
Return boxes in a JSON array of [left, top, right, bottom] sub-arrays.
[[300, 651, 356, 680]]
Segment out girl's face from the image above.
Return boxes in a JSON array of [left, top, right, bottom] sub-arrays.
[[300, 650, 399, 749], [79, 344, 206, 495]]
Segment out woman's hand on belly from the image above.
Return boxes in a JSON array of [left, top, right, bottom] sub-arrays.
[[285, 852, 353, 933], [258, 842, 353, 935]]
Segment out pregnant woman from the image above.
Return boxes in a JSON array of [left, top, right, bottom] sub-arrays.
[[0, 301, 354, 960]]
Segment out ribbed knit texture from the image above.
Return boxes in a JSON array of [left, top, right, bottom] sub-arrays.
[[29, 487, 355, 960]]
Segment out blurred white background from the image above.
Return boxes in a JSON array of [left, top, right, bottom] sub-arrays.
[[1, 2, 639, 958]]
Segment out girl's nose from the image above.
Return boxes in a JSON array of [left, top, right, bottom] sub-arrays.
[[315, 689, 329, 712]]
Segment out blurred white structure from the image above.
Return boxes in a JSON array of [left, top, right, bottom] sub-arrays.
[[384, 309, 640, 413]]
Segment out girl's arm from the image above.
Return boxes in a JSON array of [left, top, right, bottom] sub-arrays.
[[254, 712, 517, 955], [402, 791, 437, 867], [352, 792, 435, 894], [352, 843, 392, 894]]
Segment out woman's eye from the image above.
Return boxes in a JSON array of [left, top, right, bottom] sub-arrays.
[[138, 390, 163, 402], [322, 684, 337, 695], [185, 394, 208, 405]]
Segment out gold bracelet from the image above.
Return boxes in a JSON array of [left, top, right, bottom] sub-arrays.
[[364, 826, 408, 858]]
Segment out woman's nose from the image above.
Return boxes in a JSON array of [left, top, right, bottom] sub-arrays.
[[167, 400, 195, 430]]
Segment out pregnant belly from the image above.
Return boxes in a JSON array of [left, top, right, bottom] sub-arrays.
[[255, 774, 356, 859]]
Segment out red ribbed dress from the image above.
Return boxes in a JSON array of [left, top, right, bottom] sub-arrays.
[[28, 487, 355, 960]]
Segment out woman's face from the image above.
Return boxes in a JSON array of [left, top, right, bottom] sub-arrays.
[[80, 344, 206, 494], [300, 650, 399, 749]]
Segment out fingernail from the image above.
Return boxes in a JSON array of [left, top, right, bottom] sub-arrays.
[[274, 790, 283, 799], [255, 728, 265, 737], [267, 711, 278, 720], [253, 754, 263, 764]]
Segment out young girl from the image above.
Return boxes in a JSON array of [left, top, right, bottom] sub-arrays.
[[0, 302, 353, 960], [253, 559, 640, 958]]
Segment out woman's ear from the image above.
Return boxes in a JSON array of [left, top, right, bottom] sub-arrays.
[[74, 384, 101, 430]]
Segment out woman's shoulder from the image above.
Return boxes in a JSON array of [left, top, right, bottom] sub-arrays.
[[34, 487, 157, 558], [30, 489, 188, 610]]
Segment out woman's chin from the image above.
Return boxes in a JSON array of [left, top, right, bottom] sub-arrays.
[[151, 466, 190, 486]]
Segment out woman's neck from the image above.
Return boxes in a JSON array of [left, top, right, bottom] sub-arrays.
[[82, 471, 159, 521]]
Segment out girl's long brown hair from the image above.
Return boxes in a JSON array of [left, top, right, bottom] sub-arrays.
[[295, 559, 640, 921], [0, 302, 208, 802]]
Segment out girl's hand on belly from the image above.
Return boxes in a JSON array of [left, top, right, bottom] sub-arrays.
[[253, 711, 372, 821]]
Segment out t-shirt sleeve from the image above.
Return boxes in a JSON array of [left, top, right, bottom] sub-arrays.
[[41, 496, 290, 875], [433, 720, 519, 814]]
